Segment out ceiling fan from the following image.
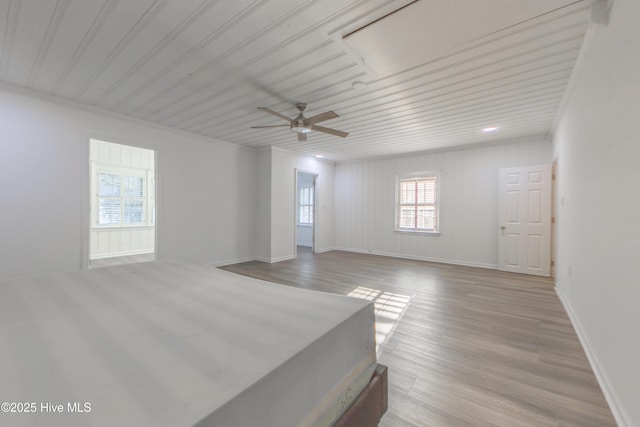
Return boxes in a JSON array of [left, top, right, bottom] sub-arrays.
[[251, 103, 349, 141]]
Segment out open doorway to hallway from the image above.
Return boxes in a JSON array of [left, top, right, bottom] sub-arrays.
[[296, 170, 317, 255], [89, 139, 156, 268]]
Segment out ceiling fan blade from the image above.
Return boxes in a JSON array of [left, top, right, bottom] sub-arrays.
[[250, 125, 290, 128], [257, 107, 292, 122], [297, 132, 307, 142], [307, 111, 338, 124], [311, 124, 348, 138]]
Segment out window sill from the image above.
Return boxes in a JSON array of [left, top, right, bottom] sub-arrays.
[[297, 223, 313, 227], [394, 230, 441, 236]]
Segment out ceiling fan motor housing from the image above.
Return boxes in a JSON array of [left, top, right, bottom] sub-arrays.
[[292, 103, 311, 133]]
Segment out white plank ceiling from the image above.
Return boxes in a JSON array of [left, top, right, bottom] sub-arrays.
[[0, 0, 596, 161]]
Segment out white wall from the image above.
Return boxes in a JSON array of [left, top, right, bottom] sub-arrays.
[[260, 147, 335, 262], [553, 0, 640, 424], [255, 148, 272, 262], [335, 139, 553, 268], [0, 86, 257, 280], [296, 225, 313, 247], [91, 227, 155, 259]]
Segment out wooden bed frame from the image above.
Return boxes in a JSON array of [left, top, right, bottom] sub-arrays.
[[333, 364, 388, 427]]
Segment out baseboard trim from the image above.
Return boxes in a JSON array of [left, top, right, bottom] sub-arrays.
[[555, 284, 629, 427], [333, 247, 498, 270], [270, 254, 296, 263], [218, 248, 498, 271], [213, 256, 256, 268], [313, 246, 335, 254], [218, 247, 495, 270], [221, 256, 289, 264]]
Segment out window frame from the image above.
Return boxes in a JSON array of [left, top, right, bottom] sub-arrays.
[[92, 164, 152, 228], [298, 185, 314, 226], [395, 172, 440, 235]]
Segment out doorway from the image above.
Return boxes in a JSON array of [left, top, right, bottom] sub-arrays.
[[89, 139, 156, 268], [295, 170, 317, 255]]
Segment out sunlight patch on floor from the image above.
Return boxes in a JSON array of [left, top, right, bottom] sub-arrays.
[[348, 286, 412, 353]]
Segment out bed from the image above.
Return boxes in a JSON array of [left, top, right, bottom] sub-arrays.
[[0, 260, 387, 426]]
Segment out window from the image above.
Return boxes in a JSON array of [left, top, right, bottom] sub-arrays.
[[397, 176, 438, 232], [96, 170, 146, 226], [299, 186, 314, 225]]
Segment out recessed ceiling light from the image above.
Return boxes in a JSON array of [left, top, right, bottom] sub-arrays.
[[352, 81, 366, 90], [315, 154, 324, 158], [483, 126, 498, 132]]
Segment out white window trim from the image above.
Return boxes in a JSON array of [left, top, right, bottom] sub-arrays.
[[298, 185, 314, 226], [394, 171, 441, 235], [91, 162, 153, 229]]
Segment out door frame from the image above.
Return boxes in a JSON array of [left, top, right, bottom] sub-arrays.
[[85, 138, 158, 268], [294, 169, 318, 258]]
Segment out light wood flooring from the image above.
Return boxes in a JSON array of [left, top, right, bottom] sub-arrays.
[[89, 253, 155, 269], [220, 248, 616, 427]]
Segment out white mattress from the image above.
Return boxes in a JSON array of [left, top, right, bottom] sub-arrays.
[[0, 260, 376, 427]]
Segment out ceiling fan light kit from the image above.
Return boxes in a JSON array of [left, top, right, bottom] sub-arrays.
[[291, 104, 312, 134], [291, 125, 312, 134], [252, 103, 348, 141]]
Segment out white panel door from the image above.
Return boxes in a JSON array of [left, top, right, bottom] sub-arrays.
[[498, 165, 552, 276]]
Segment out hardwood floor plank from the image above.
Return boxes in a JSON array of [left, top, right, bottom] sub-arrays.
[[89, 253, 155, 268], [220, 248, 616, 426]]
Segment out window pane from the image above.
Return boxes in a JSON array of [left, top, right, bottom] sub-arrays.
[[417, 206, 436, 230], [417, 179, 435, 204], [299, 186, 314, 224], [124, 200, 144, 223], [400, 181, 415, 204], [98, 198, 121, 224], [300, 206, 310, 224], [400, 206, 415, 228], [124, 176, 144, 199], [98, 173, 120, 197], [301, 187, 314, 205]]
